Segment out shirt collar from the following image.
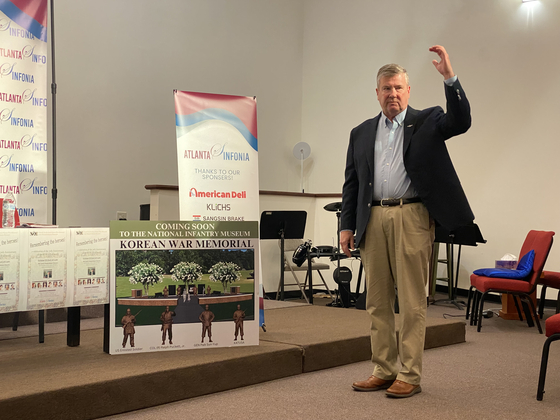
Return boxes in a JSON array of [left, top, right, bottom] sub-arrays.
[[384, 108, 407, 127]]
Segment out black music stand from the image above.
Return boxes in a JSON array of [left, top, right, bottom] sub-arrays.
[[431, 223, 486, 309], [260, 211, 307, 301]]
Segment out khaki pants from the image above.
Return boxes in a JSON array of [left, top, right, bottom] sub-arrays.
[[360, 202, 434, 385]]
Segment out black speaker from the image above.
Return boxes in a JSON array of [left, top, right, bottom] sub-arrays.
[[140, 204, 150, 221], [333, 267, 352, 307], [198, 284, 205, 295], [168, 284, 176, 295], [356, 291, 366, 310], [333, 266, 352, 284], [355, 290, 399, 313]]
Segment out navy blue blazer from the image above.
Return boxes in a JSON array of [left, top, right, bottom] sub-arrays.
[[341, 79, 474, 246]]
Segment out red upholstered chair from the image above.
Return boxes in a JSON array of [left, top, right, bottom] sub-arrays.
[[466, 230, 555, 333], [537, 313, 560, 400], [538, 271, 560, 319]]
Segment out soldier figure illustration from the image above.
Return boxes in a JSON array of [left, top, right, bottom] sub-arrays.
[[160, 306, 176, 345], [121, 308, 136, 348], [199, 304, 215, 343], [233, 304, 245, 341]]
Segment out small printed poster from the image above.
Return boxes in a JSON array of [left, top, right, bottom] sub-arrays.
[[0, 228, 109, 313], [27, 228, 68, 310], [0, 229, 21, 312], [109, 220, 259, 355], [72, 228, 109, 306]]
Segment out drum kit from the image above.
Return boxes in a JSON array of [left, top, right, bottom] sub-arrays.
[[291, 201, 363, 308]]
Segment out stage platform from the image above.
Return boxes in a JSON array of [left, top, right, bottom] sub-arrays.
[[0, 301, 466, 420]]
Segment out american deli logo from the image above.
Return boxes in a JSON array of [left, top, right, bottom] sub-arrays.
[[189, 188, 246, 198]]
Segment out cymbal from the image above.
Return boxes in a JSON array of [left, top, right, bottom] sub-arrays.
[[324, 202, 342, 212]]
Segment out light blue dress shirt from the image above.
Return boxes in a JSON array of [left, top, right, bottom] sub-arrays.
[[373, 108, 416, 201], [372, 75, 458, 201]]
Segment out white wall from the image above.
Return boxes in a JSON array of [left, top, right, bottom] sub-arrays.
[[50, 0, 304, 227], [300, 0, 560, 290], [48, 0, 560, 292]]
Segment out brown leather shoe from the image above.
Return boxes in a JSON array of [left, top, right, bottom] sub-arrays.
[[385, 380, 422, 398], [352, 375, 394, 392]]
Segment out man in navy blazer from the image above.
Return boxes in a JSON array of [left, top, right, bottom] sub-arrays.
[[340, 46, 473, 398]]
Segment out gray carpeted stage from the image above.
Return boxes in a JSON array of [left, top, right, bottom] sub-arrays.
[[0, 301, 465, 420]]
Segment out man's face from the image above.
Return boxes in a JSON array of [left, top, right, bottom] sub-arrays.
[[126, 309, 131, 315], [376, 73, 410, 120]]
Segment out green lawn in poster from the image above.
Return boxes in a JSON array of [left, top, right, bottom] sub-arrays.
[[114, 249, 255, 327]]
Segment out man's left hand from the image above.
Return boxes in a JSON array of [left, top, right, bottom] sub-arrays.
[[429, 45, 455, 80]]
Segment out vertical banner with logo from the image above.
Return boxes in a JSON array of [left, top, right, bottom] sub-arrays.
[[0, 0, 48, 224], [174, 91, 265, 327]]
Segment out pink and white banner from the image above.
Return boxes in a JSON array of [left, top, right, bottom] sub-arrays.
[[0, 0, 48, 224], [174, 91, 259, 223], [174, 91, 265, 327]]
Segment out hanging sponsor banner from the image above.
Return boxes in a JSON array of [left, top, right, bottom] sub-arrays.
[[0, 0, 48, 224], [108, 220, 259, 355], [0, 227, 109, 313], [174, 91, 259, 222], [174, 91, 265, 328]]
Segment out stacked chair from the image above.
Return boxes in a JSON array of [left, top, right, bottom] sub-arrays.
[[536, 266, 560, 399], [537, 313, 560, 400], [538, 271, 560, 319]]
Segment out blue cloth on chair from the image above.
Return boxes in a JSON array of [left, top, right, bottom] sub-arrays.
[[473, 250, 535, 280]]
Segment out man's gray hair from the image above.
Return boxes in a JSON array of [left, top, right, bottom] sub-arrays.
[[377, 64, 409, 87]]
